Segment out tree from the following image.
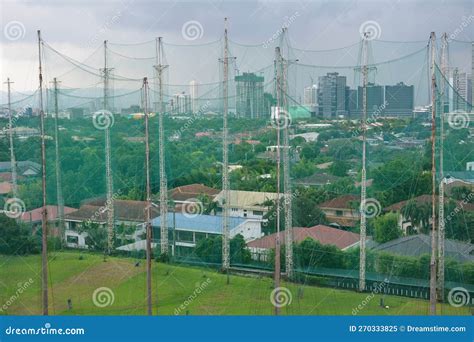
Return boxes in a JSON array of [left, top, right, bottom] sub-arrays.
[[329, 160, 350, 177], [195, 234, 251, 264], [373, 213, 401, 243], [401, 199, 431, 234], [0, 216, 39, 255], [79, 222, 108, 252]]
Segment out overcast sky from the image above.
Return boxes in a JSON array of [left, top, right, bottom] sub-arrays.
[[1, 0, 473, 92]]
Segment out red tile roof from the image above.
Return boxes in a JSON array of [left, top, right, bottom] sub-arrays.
[[385, 194, 474, 212], [170, 183, 220, 202], [318, 194, 359, 210], [20, 205, 77, 223], [247, 225, 360, 250], [0, 182, 12, 195]]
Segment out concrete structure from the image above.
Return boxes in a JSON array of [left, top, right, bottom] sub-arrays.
[[189, 80, 199, 114], [384, 82, 414, 117], [214, 190, 278, 219], [317, 72, 347, 118], [129, 213, 263, 256], [235, 72, 265, 118]]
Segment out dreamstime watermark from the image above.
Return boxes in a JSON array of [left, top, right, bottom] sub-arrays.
[[271, 108, 291, 130], [92, 110, 114, 130], [0, 278, 34, 313], [360, 198, 382, 219], [92, 287, 115, 307], [181, 198, 204, 219], [3, 198, 26, 219], [3, 21, 26, 41], [84, 0, 134, 48], [352, 279, 388, 315], [444, 191, 473, 224], [173, 100, 211, 138], [359, 20, 382, 40], [181, 20, 204, 41], [448, 287, 471, 308], [262, 12, 300, 48], [85, 189, 122, 225], [1, 103, 33, 135], [174, 278, 212, 315], [270, 286, 292, 308], [352, 101, 388, 137], [447, 15, 474, 42], [447, 111, 470, 130]]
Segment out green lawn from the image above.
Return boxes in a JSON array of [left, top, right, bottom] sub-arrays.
[[0, 251, 469, 315]]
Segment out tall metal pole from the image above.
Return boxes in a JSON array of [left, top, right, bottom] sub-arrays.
[[4, 78, 18, 199], [359, 34, 369, 292], [52, 78, 65, 241], [38, 30, 49, 316], [103, 40, 114, 254], [280, 29, 293, 280], [438, 32, 448, 302], [154, 37, 169, 256], [143, 77, 153, 315], [429, 31, 438, 315], [221, 18, 230, 273], [274, 46, 282, 316]]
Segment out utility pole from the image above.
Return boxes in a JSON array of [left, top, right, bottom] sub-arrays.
[[154, 37, 169, 256], [274, 46, 283, 315], [38, 30, 49, 316], [102, 40, 115, 254], [429, 31, 438, 315], [221, 18, 231, 276], [279, 29, 294, 280], [358, 33, 370, 292], [438, 32, 448, 302], [143, 77, 153, 316], [52, 78, 65, 241], [4, 78, 18, 199]]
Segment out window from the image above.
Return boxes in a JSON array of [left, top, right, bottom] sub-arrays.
[[66, 235, 78, 244], [253, 210, 263, 216], [336, 210, 343, 217], [177, 230, 194, 242]]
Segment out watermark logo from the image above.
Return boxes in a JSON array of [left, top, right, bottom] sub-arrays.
[[174, 278, 212, 315], [181, 198, 204, 218], [0, 278, 34, 313], [270, 286, 292, 308], [3, 21, 26, 41], [359, 20, 381, 40], [447, 111, 469, 130], [448, 287, 470, 308], [447, 15, 474, 42], [271, 108, 291, 130], [92, 110, 114, 130], [360, 198, 381, 218], [262, 12, 300, 48], [182, 21, 204, 41], [92, 287, 115, 307], [3, 198, 26, 219]]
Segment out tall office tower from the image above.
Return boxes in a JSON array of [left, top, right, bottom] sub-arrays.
[[235, 72, 265, 118], [384, 82, 415, 117], [317, 72, 347, 118], [189, 80, 199, 114]]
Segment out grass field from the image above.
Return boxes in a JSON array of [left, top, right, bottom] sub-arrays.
[[0, 251, 469, 315]]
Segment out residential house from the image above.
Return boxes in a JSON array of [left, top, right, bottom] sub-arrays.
[[294, 172, 340, 187], [20, 205, 77, 237], [63, 199, 159, 249], [121, 213, 263, 256], [247, 224, 362, 261], [318, 194, 360, 228], [372, 234, 474, 263], [214, 190, 278, 219]]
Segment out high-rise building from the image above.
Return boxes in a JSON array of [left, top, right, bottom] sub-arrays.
[[384, 82, 414, 117], [317, 72, 347, 118], [452, 69, 471, 111], [303, 85, 317, 106], [357, 83, 384, 117], [235, 72, 265, 118], [173, 92, 191, 114], [346, 87, 358, 117], [189, 80, 199, 113]]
